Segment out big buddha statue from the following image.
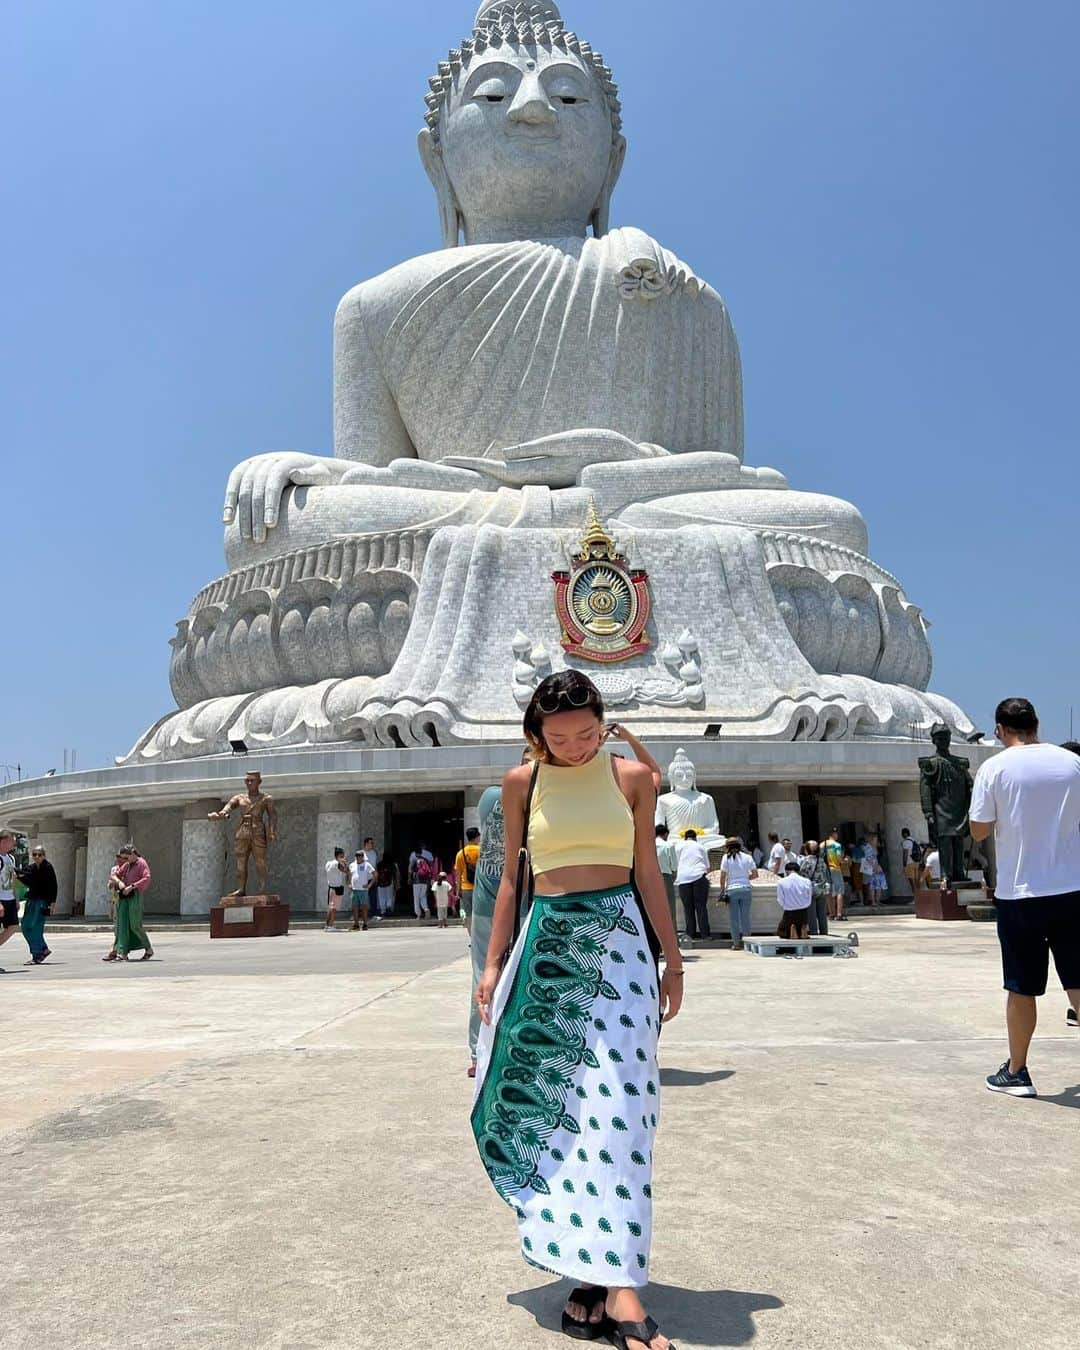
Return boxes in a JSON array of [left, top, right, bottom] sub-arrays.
[[123, 0, 976, 763]]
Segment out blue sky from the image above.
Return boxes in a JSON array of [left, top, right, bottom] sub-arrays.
[[4, 0, 1078, 778]]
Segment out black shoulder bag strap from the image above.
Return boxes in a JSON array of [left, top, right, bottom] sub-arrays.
[[512, 762, 540, 944]]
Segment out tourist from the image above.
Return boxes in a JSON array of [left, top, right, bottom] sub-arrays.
[[971, 698, 1080, 1097], [867, 859, 888, 906], [921, 845, 942, 889], [455, 827, 481, 931], [718, 836, 758, 950], [361, 836, 378, 868], [849, 838, 865, 906], [374, 854, 399, 917], [1063, 740, 1080, 1029], [776, 861, 812, 940], [113, 846, 153, 961], [18, 843, 56, 965], [0, 830, 20, 973], [467, 785, 502, 1079], [472, 670, 682, 1349], [101, 851, 126, 961], [751, 841, 764, 867], [781, 837, 798, 868], [676, 828, 712, 942], [431, 872, 453, 928], [324, 847, 348, 930], [654, 824, 679, 932], [824, 828, 845, 920], [766, 832, 785, 874], [408, 842, 434, 919], [901, 828, 922, 899], [798, 840, 830, 936], [349, 849, 376, 931]]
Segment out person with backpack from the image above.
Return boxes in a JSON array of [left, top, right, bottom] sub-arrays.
[[455, 827, 481, 930], [408, 842, 435, 919], [374, 855, 399, 917], [797, 840, 831, 935], [901, 827, 923, 899]]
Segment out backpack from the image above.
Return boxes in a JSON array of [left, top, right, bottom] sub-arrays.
[[909, 839, 924, 863], [465, 849, 477, 885], [377, 863, 394, 887], [414, 854, 433, 884]]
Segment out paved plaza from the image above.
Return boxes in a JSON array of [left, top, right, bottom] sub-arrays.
[[3, 918, 1077, 1350]]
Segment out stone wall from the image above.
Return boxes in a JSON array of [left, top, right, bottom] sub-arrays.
[[128, 808, 184, 914], [272, 798, 320, 910]]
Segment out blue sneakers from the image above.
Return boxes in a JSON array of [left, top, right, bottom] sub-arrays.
[[985, 1061, 1037, 1098]]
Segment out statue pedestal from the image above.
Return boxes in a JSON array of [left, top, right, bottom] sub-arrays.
[[915, 888, 969, 922], [210, 894, 289, 940]]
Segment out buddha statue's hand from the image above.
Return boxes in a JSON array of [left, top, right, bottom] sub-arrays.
[[445, 429, 668, 490], [223, 453, 348, 543]]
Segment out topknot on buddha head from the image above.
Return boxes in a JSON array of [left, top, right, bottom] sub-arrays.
[[419, 0, 626, 246]]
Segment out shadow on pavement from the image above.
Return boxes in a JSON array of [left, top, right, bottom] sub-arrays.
[[509, 1280, 783, 1345], [659, 1068, 735, 1087], [1038, 1083, 1080, 1109]]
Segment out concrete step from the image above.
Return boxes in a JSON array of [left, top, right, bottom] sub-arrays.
[[745, 934, 857, 958]]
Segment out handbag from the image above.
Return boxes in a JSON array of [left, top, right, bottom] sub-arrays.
[[512, 761, 541, 944]]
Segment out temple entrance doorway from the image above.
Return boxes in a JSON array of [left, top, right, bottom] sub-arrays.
[[386, 793, 464, 915]]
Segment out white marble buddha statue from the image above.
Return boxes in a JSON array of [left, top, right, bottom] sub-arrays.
[[220, 0, 865, 572], [655, 749, 724, 853], [122, 0, 979, 764]]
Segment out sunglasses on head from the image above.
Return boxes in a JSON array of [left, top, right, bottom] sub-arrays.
[[536, 685, 595, 716]]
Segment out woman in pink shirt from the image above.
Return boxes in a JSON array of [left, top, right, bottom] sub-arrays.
[[112, 846, 154, 962]]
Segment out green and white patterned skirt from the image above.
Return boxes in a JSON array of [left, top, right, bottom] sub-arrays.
[[471, 884, 660, 1288]]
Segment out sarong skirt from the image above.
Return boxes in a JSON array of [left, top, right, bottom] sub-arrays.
[[472, 885, 660, 1288]]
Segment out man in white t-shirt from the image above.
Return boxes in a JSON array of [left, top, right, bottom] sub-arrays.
[[776, 863, 812, 939], [349, 851, 376, 931], [675, 829, 711, 941], [324, 848, 349, 930], [408, 843, 435, 919], [921, 848, 942, 888], [970, 698, 1080, 1098], [766, 833, 786, 875]]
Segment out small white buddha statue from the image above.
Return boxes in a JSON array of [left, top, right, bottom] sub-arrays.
[[655, 748, 723, 853]]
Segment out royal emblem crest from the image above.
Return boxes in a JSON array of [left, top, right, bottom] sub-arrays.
[[552, 505, 651, 663]]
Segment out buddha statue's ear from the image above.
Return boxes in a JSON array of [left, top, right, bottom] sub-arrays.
[[418, 128, 463, 249], [589, 133, 626, 238]]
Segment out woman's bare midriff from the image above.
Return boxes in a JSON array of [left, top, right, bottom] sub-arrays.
[[533, 864, 632, 896]]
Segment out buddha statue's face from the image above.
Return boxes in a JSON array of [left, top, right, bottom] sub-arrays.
[[669, 759, 696, 792], [441, 45, 616, 238]]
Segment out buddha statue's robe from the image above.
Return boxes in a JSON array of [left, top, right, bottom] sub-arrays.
[[655, 788, 724, 855], [226, 227, 865, 569]]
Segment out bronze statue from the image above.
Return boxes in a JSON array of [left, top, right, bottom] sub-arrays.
[[918, 724, 973, 888], [208, 772, 277, 896]]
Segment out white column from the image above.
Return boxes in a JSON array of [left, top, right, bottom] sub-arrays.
[[885, 782, 922, 899], [74, 843, 87, 912], [34, 817, 77, 917], [359, 797, 387, 858], [314, 793, 362, 909], [85, 809, 128, 918], [757, 783, 803, 851], [463, 788, 484, 837], [180, 800, 229, 914]]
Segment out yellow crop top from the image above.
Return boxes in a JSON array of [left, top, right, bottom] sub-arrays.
[[528, 752, 635, 875]]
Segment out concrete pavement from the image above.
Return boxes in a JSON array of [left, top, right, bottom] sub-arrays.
[[2, 919, 1077, 1349]]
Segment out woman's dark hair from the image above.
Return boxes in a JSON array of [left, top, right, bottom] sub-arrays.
[[724, 836, 743, 858], [523, 670, 605, 763]]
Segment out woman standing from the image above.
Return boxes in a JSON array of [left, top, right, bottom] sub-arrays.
[[473, 671, 683, 1350], [797, 841, 831, 936], [717, 837, 758, 950]]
